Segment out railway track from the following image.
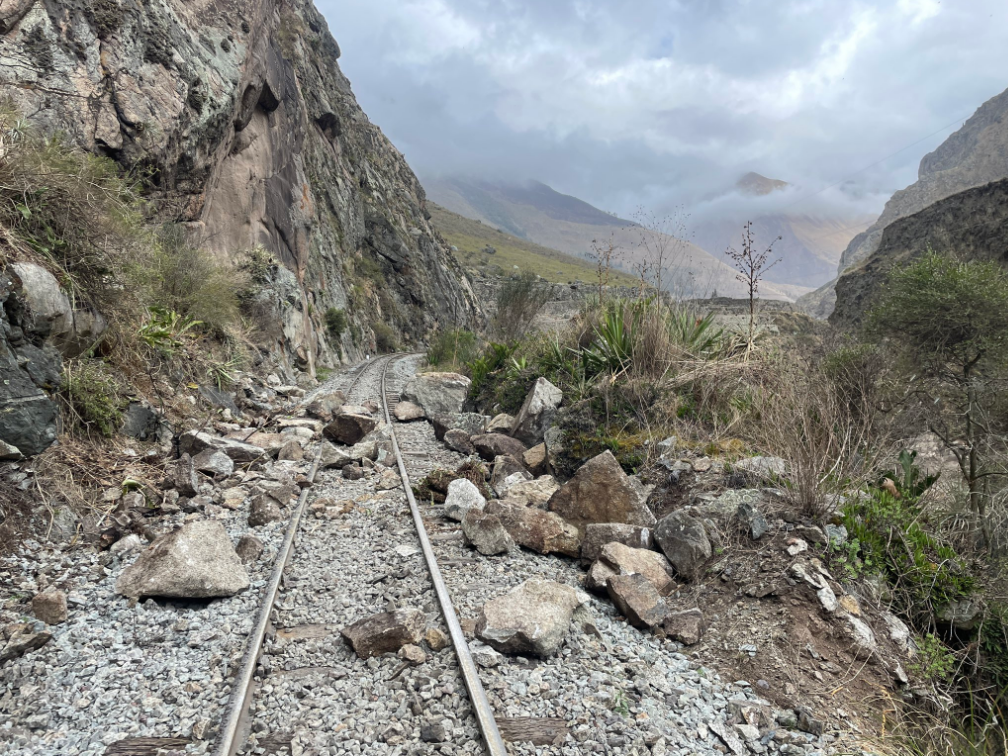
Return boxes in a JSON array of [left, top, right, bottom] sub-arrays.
[[215, 353, 505, 756]]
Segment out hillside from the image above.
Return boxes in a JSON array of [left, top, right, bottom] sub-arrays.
[[426, 177, 810, 301], [428, 203, 639, 285], [800, 85, 1008, 317]]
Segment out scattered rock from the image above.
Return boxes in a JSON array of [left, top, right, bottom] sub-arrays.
[[0, 623, 52, 664], [825, 523, 848, 547], [110, 534, 144, 557], [786, 538, 808, 556], [938, 599, 983, 631], [394, 401, 425, 422], [376, 468, 401, 491], [121, 402, 160, 441], [443, 429, 476, 456], [169, 454, 200, 497], [192, 448, 234, 477], [883, 611, 912, 653], [431, 412, 488, 441], [306, 389, 346, 421], [490, 454, 531, 496], [342, 464, 365, 481], [277, 439, 304, 461], [425, 627, 449, 651], [547, 450, 655, 528], [606, 573, 668, 629], [178, 430, 265, 463], [844, 615, 878, 658], [692, 457, 713, 473], [0, 439, 22, 460], [500, 475, 558, 508], [472, 433, 528, 462], [444, 478, 487, 522], [318, 442, 354, 469], [398, 643, 427, 664], [737, 500, 769, 540], [402, 372, 471, 417], [234, 534, 264, 563], [580, 523, 652, 563], [420, 721, 447, 743], [324, 408, 378, 446], [522, 443, 548, 476], [511, 377, 563, 446], [462, 509, 515, 555], [115, 520, 250, 599], [817, 584, 838, 613], [31, 589, 67, 625], [733, 455, 787, 484], [653, 511, 711, 579], [248, 494, 284, 527], [341, 608, 425, 659], [663, 608, 704, 645], [485, 500, 581, 557], [486, 413, 515, 434], [587, 542, 675, 595], [476, 579, 589, 657], [468, 639, 503, 667]]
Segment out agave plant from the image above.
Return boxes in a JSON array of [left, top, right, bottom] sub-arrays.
[[583, 305, 636, 376], [668, 309, 726, 357]]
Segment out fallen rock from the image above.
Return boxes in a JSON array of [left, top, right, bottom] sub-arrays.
[[472, 433, 528, 462], [192, 449, 234, 477], [490, 454, 531, 496], [394, 401, 425, 422], [606, 573, 668, 629], [121, 401, 161, 441], [229, 431, 288, 457], [663, 608, 704, 645], [522, 443, 548, 476], [844, 615, 878, 659], [476, 579, 589, 657], [398, 643, 427, 665], [825, 523, 848, 547], [248, 494, 284, 527], [462, 509, 515, 555], [733, 455, 787, 484], [170, 454, 200, 497], [511, 377, 563, 446], [486, 413, 515, 434], [341, 608, 425, 659], [443, 429, 476, 456], [486, 500, 581, 557], [469, 639, 503, 667], [588, 542, 675, 595], [0, 439, 22, 460], [115, 520, 250, 599], [653, 511, 711, 579], [31, 589, 67, 625], [737, 500, 769, 540], [426, 627, 449, 651], [420, 721, 447, 743], [402, 372, 471, 417], [431, 412, 488, 441], [580, 523, 652, 563], [342, 464, 365, 481], [547, 450, 655, 528], [318, 443, 354, 469], [0, 623, 52, 664], [277, 439, 304, 461], [786, 538, 808, 556], [501, 475, 559, 508], [376, 469, 402, 491], [178, 430, 265, 463], [324, 408, 378, 446], [444, 478, 487, 521], [234, 535, 264, 563], [306, 389, 346, 420]]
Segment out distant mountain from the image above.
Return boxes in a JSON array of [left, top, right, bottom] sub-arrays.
[[690, 173, 874, 289], [801, 85, 1008, 318], [424, 177, 810, 301]]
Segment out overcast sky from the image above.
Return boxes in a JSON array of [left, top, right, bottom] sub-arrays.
[[318, 0, 1008, 220]]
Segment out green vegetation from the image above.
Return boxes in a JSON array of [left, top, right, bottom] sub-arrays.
[[492, 271, 552, 341], [373, 321, 397, 353], [428, 203, 638, 285], [60, 359, 126, 437], [426, 329, 480, 370], [325, 307, 348, 338]]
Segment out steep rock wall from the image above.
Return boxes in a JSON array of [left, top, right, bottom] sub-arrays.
[[0, 0, 480, 370], [830, 177, 1008, 328]]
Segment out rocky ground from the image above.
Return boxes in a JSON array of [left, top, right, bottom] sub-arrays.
[[1, 355, 910, 756]]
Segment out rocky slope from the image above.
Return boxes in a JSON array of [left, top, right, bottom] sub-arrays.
[[830, 176, 1008, 327], [800, 85, 1008, 318], [0, 0, 479, 371]]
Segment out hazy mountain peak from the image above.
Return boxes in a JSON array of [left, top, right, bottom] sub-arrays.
[[737, 172, 790, 196]]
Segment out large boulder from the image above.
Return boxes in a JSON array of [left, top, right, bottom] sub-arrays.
[[306, 389, 346, 422], [606, 573, 668, 629], [511, 377, 563, 446], [394, 400, 425, 422], [9, 262, 106, 356], [476, 579, 589, 657], [178, 430, 266, 463], [486, 413, 515, 434], [443, 429, 476, 456], [341, 608, 425, 659], [653, 511, 712, 580], [586, 542, 675, 595], [485, 500, 581, 557], [500, 475, 559, 509], [444, 478, 487, 522], [401, 372, 471, 418], [490, 454, 531, 496], [431, 412, 489, 441], [324, 407, 377, 446], [472, 433, 527, 462], [115, 520, 250, 599], [547, 450, 655, 528], [462, 509, 515, 555], [580, 523, 652, 563], [523, 443, 548, 476]]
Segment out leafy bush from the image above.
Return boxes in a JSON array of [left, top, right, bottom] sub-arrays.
[[492, 271, 551, 341], [137, 307, 203, 356], [325, 307, 347, 338], [373, 321, 397, 353], [427, 329, 479, 369], [61, 359, 126, 437]]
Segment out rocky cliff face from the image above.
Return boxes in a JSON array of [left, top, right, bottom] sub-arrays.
[[0, 0, 480, 370], [830, 177, 1008, 328], [800, 86, 1008, 318]]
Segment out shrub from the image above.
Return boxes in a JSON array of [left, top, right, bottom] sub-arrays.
[[325, 307, 347, 338], [427, 329, 479, 369], [491, 271, 551, 341], [373, 321, 397, 353], [61, 359, 126, 437]]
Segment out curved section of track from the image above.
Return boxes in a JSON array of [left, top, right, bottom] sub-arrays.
[[216, 354, 504, 756]]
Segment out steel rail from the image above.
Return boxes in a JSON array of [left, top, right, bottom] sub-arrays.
[[215, 354, 394, 756], [379, 356, 508, 756]]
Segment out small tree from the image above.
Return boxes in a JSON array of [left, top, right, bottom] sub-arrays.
[[869, 252, 1008, 516], [588, 234, 622, 304], [630, 206, 695, 300], [726, 221, 780, 357], [491, 271, 551, 341]]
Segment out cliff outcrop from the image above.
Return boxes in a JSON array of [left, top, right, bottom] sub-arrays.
[[0, 0, 480, 371]]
